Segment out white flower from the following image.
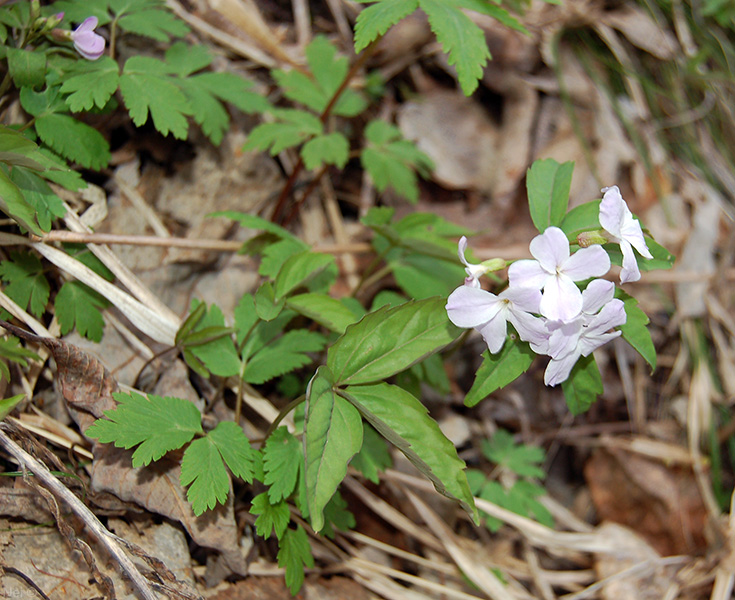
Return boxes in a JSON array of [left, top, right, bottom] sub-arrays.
[[446, 285, 546, 353], [508, 226, 611, 322], [599, 186, 653, 283], [457, 236, 486, 288]]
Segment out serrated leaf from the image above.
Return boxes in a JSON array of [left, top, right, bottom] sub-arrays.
[[208, 420, 256, 482], [305, 367, 363, 532], [0, 251, 49, 316], [561, 354, 603, 414], [10, 167, 66, 232], [320, 491, 355, 539], [180, 435, 230, 515], [254, 281, 285, 321], [0, 167, 42, 234], [465, 340, 535, 407], [350, 422, 392, 484], [344, 382, 478, 523], [354, 0, 419, 52], [55, 281, 109, 342], [286, 293, 357, 334], [453, 0, 527, 33], [302, 132, 349, 170], [118, 8, 189, 41], [194, 72, 270, 114], [617, 289, 656, 370], [86, 391, 203, 467], [35, 114, 110, 170], [419, 0, 490, 96], [250, 492, 290, 539], [243, 109, 322, 155], [327, 297, 460, 385], [263, 427, 302, 503], [185, 303, 241, 377], [306, 35, 347, 97], [274, 251, 335, 301], [120, 56, 193, 139], [60, 57, 120, 112], [243, 329, 325, 385], [175, 78, 230, 145], [278, 526, 314, 595], [0, 336, 39, 376], [273, 69, 327, 114], [526, 158, 574, 233], [482, 430, 545, 478], [6, 48, 45, 88], [165, 41, 212, 76]]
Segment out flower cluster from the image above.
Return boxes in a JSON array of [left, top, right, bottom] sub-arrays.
[[446, 186, 651, 386]]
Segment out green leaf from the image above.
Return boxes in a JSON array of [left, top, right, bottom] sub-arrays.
[[243, 329, 326, 385], [343, 382, 478, 523], [175, 77, 230, 146], [255, 281, 285, 321], [465, 340, 535, 407], [164, 41, 212, 76], [118, 8, 189, 41], [354, 0, 419, 52], [306, 35, 347, 99], [453, 0, 527, 33], [185, 303, 241, 377], [616, 289, 656, 370], [55, 281, 109, 342], [263, 427, 302, 503], [180, 435, 230, 515], [120, 56, 193, 139], [194, 72, 270, 114], [86, 392, 203, 467], [234, 292, 258, 346], [210, 210, 305, 244], [60, 57, 120, 112], [302, 132, 349, 170], [274, 251, 335, 301], [389, 253, 465, 299], [250, 492, 290, 539], [243, 109, 322, 155], [286, 293, 357, 334], [526, 159, 574, 233], [560, 200, 601, 238], [0, 168, 42, 234], [208, 420, 256, 482], [350, 422, 392, 484], [34, 114, 110, 170], [482, 430, 545, 478], [418, 0, 490, 96], [278, 526, 314, 595], [0, 336, 39, 382], [0, 251, 49, 316], [328, 297, 461, 386], [0, 394, 24, 421], [9, 167, 66, 232], [304, 367, 363, 532], [6, 48, 46, 88], [362, 120, 433, 203], [320, 491, 356, 539], [561, 354, 603, 414]]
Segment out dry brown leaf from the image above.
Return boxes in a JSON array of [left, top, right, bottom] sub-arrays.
[[584, 446, 708, 555], [601, 4, 678, 60]]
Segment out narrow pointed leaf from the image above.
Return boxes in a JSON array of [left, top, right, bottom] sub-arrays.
[[343, 382, 478, 523], [465, 340, 535, 407]]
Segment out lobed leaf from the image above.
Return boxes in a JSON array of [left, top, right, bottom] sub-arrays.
[[0, 251, 49, 316], [263, 427, 302, 503], [61, 57, 120, 112], [55, 281, 109, 342], [250, 492, 290, 539], [86, 391, 203, 467], [243, 329, 325, 385], [354, 0, 419, 52], [181, 436, 230, 515], [0, 168, 44, 234], [304, 367, 363, 532], [343, 382, 478, 523], [301, 132, 349, 170], [327, 297, 461, 386], [278, 526, 314, 595], [118, 8, 189, 41], [207, 421, 256, 483], [242, 109, 322, 155], [185, 303, 241, 377], [481, 430, 545, 479]]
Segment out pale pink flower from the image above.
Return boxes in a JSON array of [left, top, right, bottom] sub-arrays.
[[71, 17, 105, 61]]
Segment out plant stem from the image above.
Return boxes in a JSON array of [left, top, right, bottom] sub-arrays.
[[270, 37, 382, 224], [262, 395, 305, 445]]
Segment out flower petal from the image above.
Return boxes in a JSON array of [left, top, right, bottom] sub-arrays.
[[509, 310, 550, 351], [529, 226, 569, 271], [599, 185, 625, 238], [540, 274, 583, 321], [579, 330, 621, 356], [582, 279, 615, 314], [584, 298, 627, 338], [508, 259, 548, 290], [477, 313, 508, 353], [546, 317, 582, 359], [74, 16, 98, 33], [544, 351, 580, 386], [500, 285, 542, 313], [446, 286, 501, 328], [618, 239, 641, 283], [620, 218, 653, 259], [563, 245, 611, 281]]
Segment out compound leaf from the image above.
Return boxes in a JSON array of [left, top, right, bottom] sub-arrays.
[[355, 0, 419, 52], [208, 420, 256, 482], [243, 109, 322, 155], [0, 251, 49, 316], [263, 427, 302, 503], [86, 391, 202, 467], [60, 57, 120, 112], [180, 435, 230, 515], [118, 8, 189, 41], [278, 526, 314, 595], [302, 132, 349, 170], [55, 281, 109, 342], [482, 429, 545, 478], [250, 492, 290, 539]]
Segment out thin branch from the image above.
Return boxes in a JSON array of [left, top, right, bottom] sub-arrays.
[[0, 425, 159, 600]]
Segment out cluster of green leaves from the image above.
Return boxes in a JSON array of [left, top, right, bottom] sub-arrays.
[[243, 35, 432, 203], [463, 159, 674, 414], [0, 246, 114, 342], [467, 429, 553, 531], [354, 0, 531, 95]]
